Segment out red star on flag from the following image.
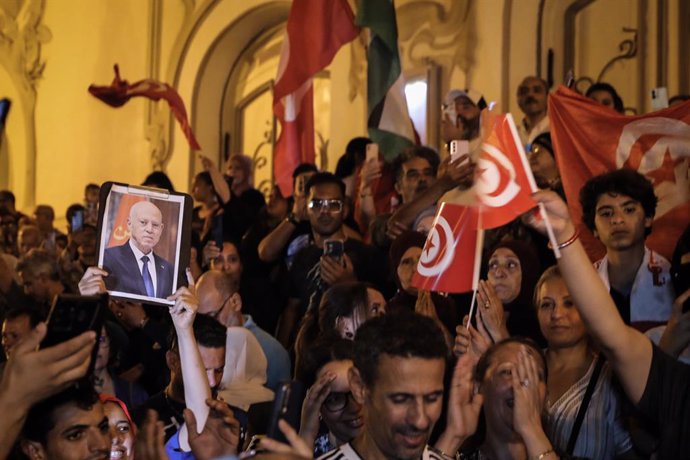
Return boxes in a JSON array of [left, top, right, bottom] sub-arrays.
[[646, 148, 685, 186]]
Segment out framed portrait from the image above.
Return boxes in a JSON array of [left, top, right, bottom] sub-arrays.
[[96, 182, 192, 305]]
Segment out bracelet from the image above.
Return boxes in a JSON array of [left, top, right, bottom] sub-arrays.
[[429, 446, 455, 460], [286, 212, 299, 226], [532, 449, 555, 460], [548, 229, 579, 250]]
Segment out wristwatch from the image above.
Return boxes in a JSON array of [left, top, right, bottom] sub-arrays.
[[286, 212, 300, 226]]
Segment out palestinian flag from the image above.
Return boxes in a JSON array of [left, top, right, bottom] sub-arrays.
[[356, 0, 416, 161]]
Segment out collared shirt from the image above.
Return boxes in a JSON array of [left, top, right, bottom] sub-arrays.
[[517, 115, 550, 147], [318, 443, 442, 460], [595, 246, 675, 330], [129, 239, 158, 297]]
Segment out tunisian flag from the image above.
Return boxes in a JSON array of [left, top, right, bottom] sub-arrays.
[[476, 112, 537, 229], [89, 65, 200, 150], [411, 203, 480, 293], [273, 0, 360, 196], [549, 86, 690, 261]]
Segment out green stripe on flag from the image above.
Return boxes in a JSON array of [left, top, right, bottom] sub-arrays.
[[357, 0, 415, 161]]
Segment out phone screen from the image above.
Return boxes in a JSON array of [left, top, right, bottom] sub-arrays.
[[324, 239, 344, 264], [71, 209, 84, 233]]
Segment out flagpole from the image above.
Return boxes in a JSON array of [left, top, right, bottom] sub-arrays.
[[466, 212, 484, 329], [505, 114, 562, 258]]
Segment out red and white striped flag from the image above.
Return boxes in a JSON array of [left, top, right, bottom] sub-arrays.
[[272, 0, 360, 196]]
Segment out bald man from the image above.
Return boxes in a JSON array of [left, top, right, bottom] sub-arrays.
[[102, 201, 174, 298]]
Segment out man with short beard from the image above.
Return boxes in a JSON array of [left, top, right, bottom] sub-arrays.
[[320, 313, 465, 460], [384, 146, 475, 240], [516, 76, 550, 146], [440, 88, 486, 149]]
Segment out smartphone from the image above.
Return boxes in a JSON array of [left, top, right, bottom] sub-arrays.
[[211, 213, 223, 249], [651, 87, 669, 111], [324, 239, 344, 264], [42, 293, 108, 377], [266, 381, 306, 443], [296, 175, 306, 197], [449, 140, 470, 164], [71, 209, 84, 233], [366, 143, 379, 162], [0, 98, 10, 134]]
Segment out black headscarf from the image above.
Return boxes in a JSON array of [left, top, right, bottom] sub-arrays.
[[489, 239, 545, 346]]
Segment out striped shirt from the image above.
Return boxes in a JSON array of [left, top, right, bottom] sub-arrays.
[[545, 358, 633, 459], [317, 443, 444, 460]]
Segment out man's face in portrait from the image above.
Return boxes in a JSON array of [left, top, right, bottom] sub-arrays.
[[127, 201, 164, 254]]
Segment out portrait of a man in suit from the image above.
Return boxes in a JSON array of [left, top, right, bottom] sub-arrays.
[[103, 200, 174, 298]]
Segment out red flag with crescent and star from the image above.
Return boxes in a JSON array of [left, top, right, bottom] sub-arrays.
[[549, 85, 690, 261], [411, 203, 480, 293], [475, 112, 538, 229], [107, 194, 145, 248]]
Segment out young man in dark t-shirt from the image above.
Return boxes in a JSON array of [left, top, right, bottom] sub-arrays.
[[280, 173, 386, 347]]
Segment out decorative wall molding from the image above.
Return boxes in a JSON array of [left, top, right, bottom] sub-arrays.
[[0, 0, 51, 208], [573, 27, 639, 97], [397, 0, 475, 78]]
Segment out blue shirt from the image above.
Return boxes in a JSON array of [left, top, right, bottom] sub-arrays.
[[243, 315, 291, 391]]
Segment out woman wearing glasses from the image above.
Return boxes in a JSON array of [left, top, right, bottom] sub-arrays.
[[296, 336, 362, 457]]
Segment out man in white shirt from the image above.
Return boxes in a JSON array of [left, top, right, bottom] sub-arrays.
[[580, 169, 675, 331], [516, 76, 550, 147]]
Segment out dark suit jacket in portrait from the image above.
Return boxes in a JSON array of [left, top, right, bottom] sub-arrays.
[[103, 241, 175, 299]]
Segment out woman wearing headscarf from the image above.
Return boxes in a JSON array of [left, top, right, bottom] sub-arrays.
[[99, 394, 136, 460], [482, 239, 546, 347], [387, 230, 459, 335]]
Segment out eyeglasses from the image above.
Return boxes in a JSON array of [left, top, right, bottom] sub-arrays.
[[308, 198, 343, 213], [323, 391, 354, 412], [207, 293, 233, 319]]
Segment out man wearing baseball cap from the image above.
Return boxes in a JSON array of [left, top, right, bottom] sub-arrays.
[[441, 88, 487, 148]]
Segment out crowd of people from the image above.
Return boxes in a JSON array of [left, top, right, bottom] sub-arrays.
[[0, 76, 689, 460]]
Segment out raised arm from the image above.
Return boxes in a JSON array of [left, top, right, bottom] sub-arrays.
[[388, 156, 474, 234], [0, 325, 96, 459], [258, 194, 307, 263], [200, 155, 231, 204], [526, 191, 652, 403], [168, 285, 212, 450]]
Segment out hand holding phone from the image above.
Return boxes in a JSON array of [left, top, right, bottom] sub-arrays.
[[450, 140, 470, 164], [266, 381, 306, 443], [324, 239, 344, 264], [41, 293, 108, 382]]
